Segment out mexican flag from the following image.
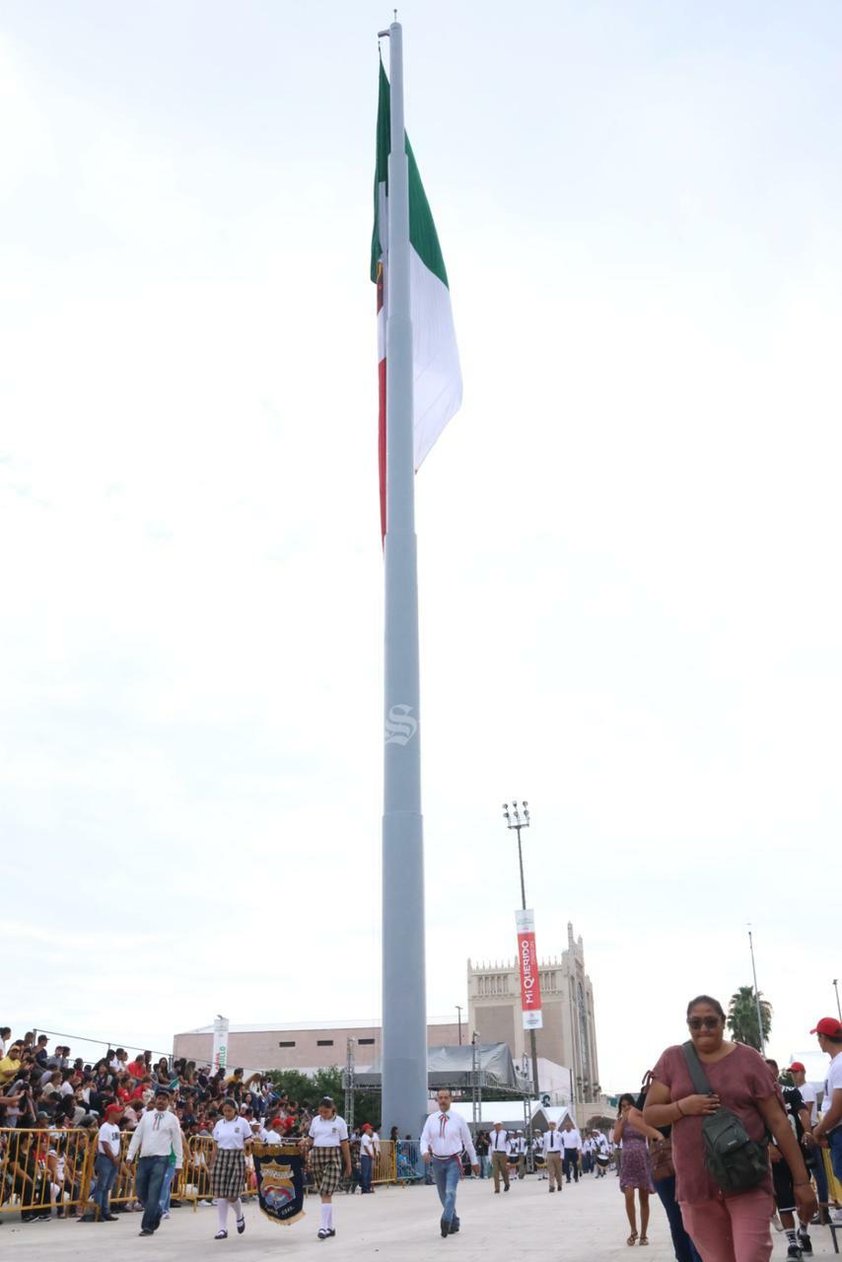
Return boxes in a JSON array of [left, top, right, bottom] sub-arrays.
[[371, 60, 462, 537]]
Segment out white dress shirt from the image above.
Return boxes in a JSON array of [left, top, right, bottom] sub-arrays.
[[543, 1129, 562, 1154], [420, 1110, 477, 1164], [127, 1108, 184, 1167], [561, 1127, 581, 1149], [488, 1128, 508, 1152]]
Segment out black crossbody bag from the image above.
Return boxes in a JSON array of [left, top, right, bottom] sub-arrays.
[[681, 1041, 769, 1194]]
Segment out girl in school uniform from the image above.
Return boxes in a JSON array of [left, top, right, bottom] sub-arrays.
[[304, 1096, 352, 1240], [208, 1099, 253, 1240]]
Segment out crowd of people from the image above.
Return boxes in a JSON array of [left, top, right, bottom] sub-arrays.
[[2, 1001, 841, 1261]]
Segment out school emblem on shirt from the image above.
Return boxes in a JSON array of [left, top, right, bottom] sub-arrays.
[[252, 1146, 305, 1227]]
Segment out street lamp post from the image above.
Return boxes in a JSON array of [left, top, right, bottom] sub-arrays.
[[503, 801, 540, 1099], [833, 979, 841, 1022], [747, 926, 766, 1056], [456, 1006, 463, 1046]]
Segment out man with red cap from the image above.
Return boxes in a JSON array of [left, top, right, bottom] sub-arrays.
[[810, 1018, 842, 1196], [92, 1103, 124, 1222]]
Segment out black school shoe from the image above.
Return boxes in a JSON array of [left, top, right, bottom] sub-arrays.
[[440, 1219, 449, 1238], [449, 1219, 460, 1234]]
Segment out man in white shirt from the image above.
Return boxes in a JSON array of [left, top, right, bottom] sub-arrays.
[[359, 1123, 377, 1193], [811, 1017, 842, 1206], [543, 1121, 564, 1192], [126, 1087, 183, 1237], [561, 1119, 582, 1184], [420, 1089, 478, 1237], [488, 1122, 510, 1192], [92, 1103, 123, 1221]]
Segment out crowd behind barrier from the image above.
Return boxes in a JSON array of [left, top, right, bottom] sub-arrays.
[[0, 1026, 409, 1223]]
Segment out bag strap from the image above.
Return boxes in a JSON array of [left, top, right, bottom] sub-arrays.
[[681, 1040, 714, 1096]]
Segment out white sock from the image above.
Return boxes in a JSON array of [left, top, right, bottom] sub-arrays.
[[217, 1200, 229, 1231], [320, 1205, 331, 1230], [327, 1204, 334, 1228], [232, 1199, 242, 1221]]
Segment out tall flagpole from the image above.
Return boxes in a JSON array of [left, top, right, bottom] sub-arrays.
[[380, 20, 428, 1143]]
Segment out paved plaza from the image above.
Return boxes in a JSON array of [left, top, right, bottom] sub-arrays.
[[1, 1175, 838, 1262]]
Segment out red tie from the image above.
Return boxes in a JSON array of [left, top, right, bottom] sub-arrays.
[[439, 1114, 448, 1139]]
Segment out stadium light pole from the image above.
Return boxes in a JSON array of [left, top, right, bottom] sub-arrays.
[[503, 800, 540, 1097]]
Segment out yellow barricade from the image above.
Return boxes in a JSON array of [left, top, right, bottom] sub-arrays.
[[822, 1147, 842, 1203], [0, 1127, 96, 1219], [372, 1139, 397, 1185]]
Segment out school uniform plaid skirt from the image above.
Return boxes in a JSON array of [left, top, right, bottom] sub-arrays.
[[210, 1149, 246, 1200], [309, 1146, 342, 1195]]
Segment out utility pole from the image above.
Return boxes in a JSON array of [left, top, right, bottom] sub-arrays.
[[503, 800, 540, 1097]]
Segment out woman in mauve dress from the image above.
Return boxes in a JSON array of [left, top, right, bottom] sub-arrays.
[[614, 1093, 661, 1246]]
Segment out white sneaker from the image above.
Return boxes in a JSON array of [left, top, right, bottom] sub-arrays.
[[162, 1211, 170, 1219]]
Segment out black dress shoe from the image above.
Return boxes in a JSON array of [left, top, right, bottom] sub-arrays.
[[441, 1220, 449, 1238], [449, 1219, 460, 1234]]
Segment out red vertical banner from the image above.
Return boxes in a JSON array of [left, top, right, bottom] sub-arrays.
[[516, 909, 543, 1030]]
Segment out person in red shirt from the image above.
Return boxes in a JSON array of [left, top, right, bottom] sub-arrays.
[[644, 994, 816, 1262]]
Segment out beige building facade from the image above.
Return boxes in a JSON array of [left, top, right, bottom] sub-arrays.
[[172, 1018, 461, 1074], [468, 922, 600, 1103]]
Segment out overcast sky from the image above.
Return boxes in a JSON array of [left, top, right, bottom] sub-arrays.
[[2, 1, 840, 1095]]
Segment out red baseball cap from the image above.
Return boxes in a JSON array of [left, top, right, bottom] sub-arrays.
[[788, 1062, 806, 1073], [105, 1104, 123, 1116], [810, 1017, 842, 1037]]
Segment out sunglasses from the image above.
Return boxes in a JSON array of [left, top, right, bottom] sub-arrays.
[[687, 1016, 721, 1031]]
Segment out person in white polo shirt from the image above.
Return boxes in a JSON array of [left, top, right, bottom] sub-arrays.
[[420, 1088, 478, 1238], [488, 1121, 510, 1193], [304, 1095, 352, 1241], [543, 1120, 564, 1193]]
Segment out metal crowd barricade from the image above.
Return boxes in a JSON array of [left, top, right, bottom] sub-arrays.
[[372, 1138, 397, 1185], [393, 1139, 422, 1184], [0, 1127, 96, 1220]]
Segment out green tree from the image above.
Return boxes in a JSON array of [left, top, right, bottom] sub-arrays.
[[265, 1067, 382, 1128], [727, 986, 772, 1050]]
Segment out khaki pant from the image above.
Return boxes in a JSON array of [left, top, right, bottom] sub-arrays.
[[546, 1153, 563, 1190], [491, 1151, 510, 1191]]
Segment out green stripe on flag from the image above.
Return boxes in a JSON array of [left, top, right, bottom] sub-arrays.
[[370, 60, 449, 289]]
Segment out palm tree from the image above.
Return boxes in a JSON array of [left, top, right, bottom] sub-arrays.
[[727, 986, 772, 1050]]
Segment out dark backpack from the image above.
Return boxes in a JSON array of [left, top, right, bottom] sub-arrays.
[[681, 1042, 769, 1194]]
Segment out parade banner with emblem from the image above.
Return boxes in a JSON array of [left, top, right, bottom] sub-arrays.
[[252, 1144, 306, 1226], [516, 908, 544, 1030]]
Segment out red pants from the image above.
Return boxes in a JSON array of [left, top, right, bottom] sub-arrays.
[[680, 1190, 773, 1262]]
